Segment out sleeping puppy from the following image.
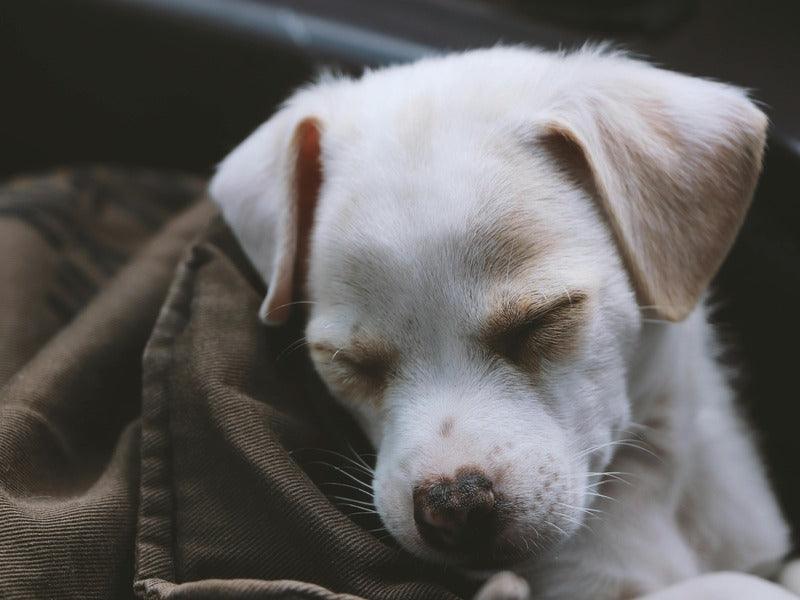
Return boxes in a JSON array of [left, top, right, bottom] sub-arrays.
[[210, 47, 795, 599]]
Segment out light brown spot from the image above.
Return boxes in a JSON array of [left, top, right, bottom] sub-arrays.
[[467, 213, 554, 284], [481, 290, 589, 369], [439, 417, 455, 438]]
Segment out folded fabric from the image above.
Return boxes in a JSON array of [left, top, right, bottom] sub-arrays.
[[0, 168, 476, 599]]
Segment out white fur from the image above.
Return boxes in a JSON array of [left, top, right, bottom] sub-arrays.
[[779, 559, 800, 595], [210, 46, 791, 599]]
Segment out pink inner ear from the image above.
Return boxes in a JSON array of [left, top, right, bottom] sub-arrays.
[[293, 118, 323, 308]]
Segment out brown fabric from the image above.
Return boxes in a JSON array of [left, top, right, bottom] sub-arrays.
[[0, 168, 476, 600]]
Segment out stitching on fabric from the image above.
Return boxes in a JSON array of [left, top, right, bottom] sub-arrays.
[[137, 243, 206, 587]]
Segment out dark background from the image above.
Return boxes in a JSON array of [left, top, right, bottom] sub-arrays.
[[2, 0, 798, 548]]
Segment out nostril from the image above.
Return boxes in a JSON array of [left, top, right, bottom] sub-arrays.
[[413, 469, 497, 551]]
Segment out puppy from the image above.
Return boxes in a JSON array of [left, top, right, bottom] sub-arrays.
[[210, 47, 794, 599]]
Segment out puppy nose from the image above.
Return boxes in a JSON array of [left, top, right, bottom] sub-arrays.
[[413, 469, 496, 551]]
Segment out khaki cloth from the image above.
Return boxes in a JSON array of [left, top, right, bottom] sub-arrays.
[[0, 169, 475, 600]]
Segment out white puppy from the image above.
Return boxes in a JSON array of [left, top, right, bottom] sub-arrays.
[[210, 47, 795, 599]]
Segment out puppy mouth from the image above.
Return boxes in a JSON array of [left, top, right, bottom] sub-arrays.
[[412, 500, 580, 569], [413, 512, 548, 569], [412, 522, 565, 572]]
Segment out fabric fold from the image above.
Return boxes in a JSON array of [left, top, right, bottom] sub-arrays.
[[0, 168, 474, 599]]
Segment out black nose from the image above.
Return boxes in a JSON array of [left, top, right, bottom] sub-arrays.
[[413, 469, 496, 552]]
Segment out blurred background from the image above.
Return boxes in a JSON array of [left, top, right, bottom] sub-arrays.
[[2, 0, 798, 176], [1, 0, 798, 546]]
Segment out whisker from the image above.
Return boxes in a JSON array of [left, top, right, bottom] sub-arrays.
[[576, 438, 644, 458], [320, 481, 374, 497], [305, 448, 374, 475], [262, 300, 321, 323], [270, 300, 318, 312], [550, 510, 593, 534], [550, 510, 581, 524], [330, 495, 375, 507], [337, 502, 379, 512], [578, 437, 662, 464], [319, 461, 373, 477], [307, 461, 373, 492], [572, 471, 635, 488], [347, 510, 381, 517], [583, 491, 616, 502], [543, 519, 568, 537], [275, 336, 309, 362], [369, 527, 388, 534], [346, 441, 375, 472], [627, 421, 657, 433], [612, 442, 661, 462], [556, 501, 603, 517], [583, 471, 634, 486]]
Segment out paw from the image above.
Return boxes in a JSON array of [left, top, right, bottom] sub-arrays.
[[473, 571, 530, 600]]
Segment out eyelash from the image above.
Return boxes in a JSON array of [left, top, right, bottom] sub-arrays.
[[491, 295, 586, 366], [330, 353, 390, 383]]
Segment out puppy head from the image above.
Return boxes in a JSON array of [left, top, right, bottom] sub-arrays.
[[211, 47, 766, 568]]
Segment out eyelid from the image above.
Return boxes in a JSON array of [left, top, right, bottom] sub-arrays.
[[310, 341, 395, 372], [482, 290, 588, 367], [310, 343, 356, 364], [495, 291, 587, 334]]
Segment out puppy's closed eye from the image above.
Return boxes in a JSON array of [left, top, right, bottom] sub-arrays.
[[310, 341, 396, 401], [484, 292, 588, 369], [336, 353, 391, 383]]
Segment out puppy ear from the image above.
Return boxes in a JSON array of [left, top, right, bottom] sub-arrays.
[[210, 113, 323, 325], [537, 55, 767, 321]]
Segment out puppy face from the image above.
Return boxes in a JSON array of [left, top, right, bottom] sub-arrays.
[[305, 131, 640, 565], [211, 47, 766, 567]]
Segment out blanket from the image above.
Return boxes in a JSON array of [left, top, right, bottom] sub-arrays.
[[0, 168, 476, 599]]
